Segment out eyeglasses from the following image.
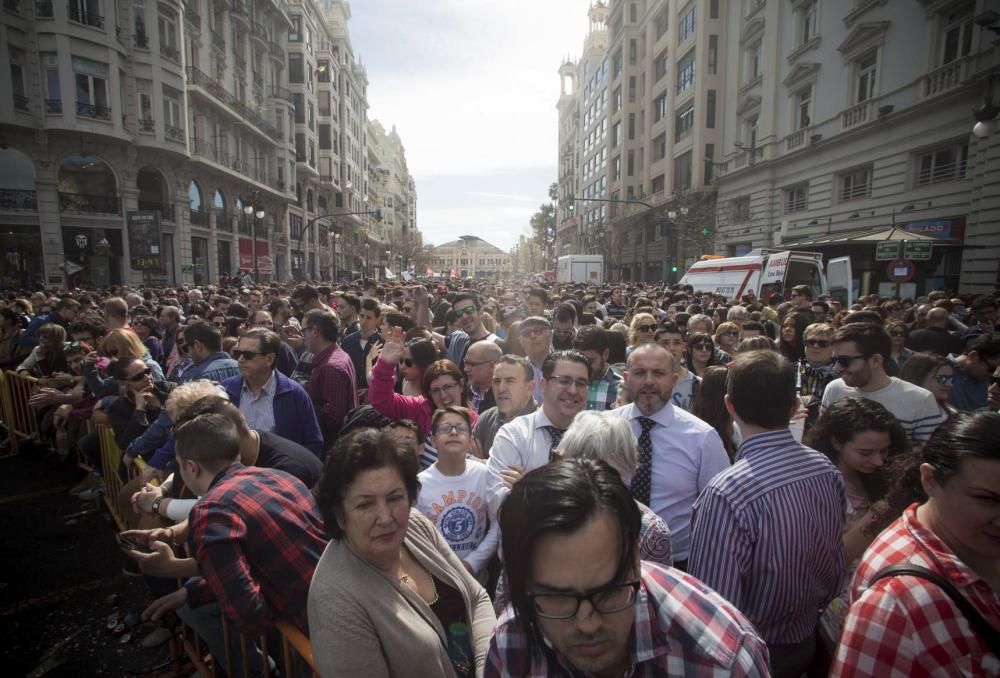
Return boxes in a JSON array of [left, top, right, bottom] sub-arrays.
[[520, 326, 549, 337], [636, 324, 657, 333], [398, 358, 414, 367], [805, 339, 832, 348], [429, 381, 461, 398], [126, 367, 151, 383], [548, 375, 589, 391], [455, 305, 477, 316], [889, 331, 906, 338], [529, 580, 640, 620], [463, 359, 494, 369], [720, 331, 739, 338], [832, 354, 867, 368], [433, 423, 470, 435], [234, 350, 266, 361], [935, 374, 956, 385], [691, 341, 712, 350]]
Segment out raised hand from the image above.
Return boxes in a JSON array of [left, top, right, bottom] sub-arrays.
[[379, 326, 407, 364]]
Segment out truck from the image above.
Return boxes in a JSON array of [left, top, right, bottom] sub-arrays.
[[678, 249, 853, 305], [557, 255, 604, 285]]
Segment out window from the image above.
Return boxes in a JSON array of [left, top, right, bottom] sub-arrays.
[[730, 196, 751, 223], [654, 92, 667, 122], [710, 0, 719, 19], [162, 87, 182, 136], [138, 92, 152, 122], [708, 35, 718, 74], [839, 166, 872, 201], [654, 2, 669, 39], [613, 85, 622, 112], [744, 114, 759, 149], [801, 0, 818, 44], [941, 4, 973, 65], [704, 143, 715, 184], [613, 155, 621, 180], [45, 59, 60, 108], [855, 52, 877, 103], [289, 54, 304, 83], [627, 150, 635, 176], [613, 48, 623, 80], [289, 15, 301, 42], [651, 174, 665, 194], [677, 50, 695, 93], [158, 14, 178, 59], [915, 144, 968, 185], [706, 89, 716, 128], [784, 184, 808, 212], [295, 132, 305, 159], [319, 124, 331, 150], [679, 3, 696, 42], [747, 42, 762, 81], [628, 76, 636, 102], [654, 49, 669, 81], [794, 85, 812, 129], [675, 102, 695, 142], [627, 113, 635, 139], [293, 93, 304, 123], [629, 39, 637, 66], [612, 121, 621, 147], [673, 152, 692, 192], [9, 47, 26, 109], [652, 132, 667, 162], [73, 57, 109, 119]]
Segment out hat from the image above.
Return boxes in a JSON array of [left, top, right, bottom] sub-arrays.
[[519, 316, 552, 331]]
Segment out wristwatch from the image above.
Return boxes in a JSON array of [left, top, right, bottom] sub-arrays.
[[150, 496, 164, 516]]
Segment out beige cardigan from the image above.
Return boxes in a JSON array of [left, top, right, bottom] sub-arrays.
[[308, 509, 497, 678]]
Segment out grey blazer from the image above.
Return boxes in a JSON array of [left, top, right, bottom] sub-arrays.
[[308, 509, 497, 678]]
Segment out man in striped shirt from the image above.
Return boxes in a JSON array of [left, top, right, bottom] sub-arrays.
[[689, 350, 846, 678]]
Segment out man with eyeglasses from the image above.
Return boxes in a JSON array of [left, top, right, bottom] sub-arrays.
[[551, 303, 577, 351], [613, 343, 730, 571], [248, 310, 297, 377], [486, 350, 590, 516], [464, 341, 501, 414], [518, 316, 554, 405], [302, 309, 357, 448], [799, 322, 838, 400], [821, 322, 945, 442], [221, 328, 323, 457], [486, 458, 769, 677]]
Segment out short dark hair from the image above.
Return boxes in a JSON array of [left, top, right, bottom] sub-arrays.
[[541, 349, 591, 380], [241, 327, 281, 356], [431, 405, 473, 431], [742, 320, 765, 334], [496, 354, 534, 382], [103, 297, 127, 321], [314, 428, 420, 540], [174, 413, 241, 469], [108, 356, 143, 381], [500, 458, 641, 659], [291, 284, 319, 303], [389, 419, 419, 435], [553, 302, 577, 324], [405, 337, 439, 369], [922, 411, 1000, 485], [337, 292, 361, 314], [811, 301, 830, 313], [833, 322, 891, 364], [967, 334, 1000, 361], [452, 291, 479, 311], [303, 308, 340, 343], [382, 311, 415, 332], [727, 350, 797, 429], [179, 394, 251, 435], [55, 297, 81, 312], [527, 288, 548, 304], [791, 284, 813, 301], [360, 298, 381, 316], [572, 325, 609, 353], [183, 320, 223, 353]]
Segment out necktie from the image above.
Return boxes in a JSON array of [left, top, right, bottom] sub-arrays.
[[630, 417, 657, 505], [544, 425, 566, 461]]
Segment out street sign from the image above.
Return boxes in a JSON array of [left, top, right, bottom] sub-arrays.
[[904, 240, 932, 260], [885, 259, 915, 283], [62, 260, 83, 276], [875, 241, 901, 261]]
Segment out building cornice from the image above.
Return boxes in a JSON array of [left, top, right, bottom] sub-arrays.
[[838, 21, 890, 59]]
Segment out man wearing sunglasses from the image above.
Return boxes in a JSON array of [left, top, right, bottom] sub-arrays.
[[821, 322, 945, 443], [486, 458, 768, 677], [221, 328, 323, 458]]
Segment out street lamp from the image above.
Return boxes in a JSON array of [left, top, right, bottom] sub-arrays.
[[385, 250, 391, 279], [243, 197, 266, 282], [333, 232, 340, 283]]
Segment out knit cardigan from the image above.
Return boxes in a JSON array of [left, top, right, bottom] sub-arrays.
[[308, 509, 496, 678]]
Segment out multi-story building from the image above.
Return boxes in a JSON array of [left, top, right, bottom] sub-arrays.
[[368, 119, 418, 275], [713, 0, 999, 295], [557, 0, 727, 283], [0, 0, 402, 287], [431, 236, 512, 279]]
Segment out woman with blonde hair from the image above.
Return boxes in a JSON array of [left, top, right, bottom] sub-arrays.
[[84, 328, 165, 397], [627, 312, 658, 355], [713, 321, 742, 356]]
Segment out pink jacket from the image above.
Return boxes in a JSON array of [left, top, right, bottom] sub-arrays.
[[368, 357, 478, 438]]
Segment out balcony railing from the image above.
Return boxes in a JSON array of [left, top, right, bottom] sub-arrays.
[[785, 128, 807, 151], [45, 98, 61, 113], [270, 85, 293, 103], [915, 159, 967, 186], [190, 208, 209, 226], [841, 100, 871, 130], [215, 211, 232, 231], [134, 28, 149, 48], [211, 31, 225, 50], [13, 95, 29, 111], [184, 7, 200, 27], [67, 3, 104, 28], [268, 41, 284, 60], [921, 57, 972, 99], [0, 189, 38, 211], [76, 101, 112, 120], [161, 45, 180, 62], [138, 200, 175, 222], [185, 66, 278, 137], [138, 117, 154, 132], [59, 192, 121, 214], [4, 0, 21, 14], [165, 125, 185, 141], [35, 0, 52, 17]]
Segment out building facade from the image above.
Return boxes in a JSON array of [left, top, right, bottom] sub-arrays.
[[368, 119, 417, 276], [0, 0, 413, 287], [712, 0, 1000, 295], [431, 236, 512, 279]]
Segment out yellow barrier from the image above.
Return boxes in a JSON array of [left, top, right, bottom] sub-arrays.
[[96, 424, 131, 532], [2, 369, 41, 452], [174, 614, 318, 677], [0, 370, 15, 459]]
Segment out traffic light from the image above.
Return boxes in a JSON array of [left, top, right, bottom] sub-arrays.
[[671, 265, 678, 273]]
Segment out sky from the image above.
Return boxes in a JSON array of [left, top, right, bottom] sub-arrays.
[[349, 0, 592, 252]]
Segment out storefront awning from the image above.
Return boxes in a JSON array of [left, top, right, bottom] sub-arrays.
[[780, 225, 962, 248]]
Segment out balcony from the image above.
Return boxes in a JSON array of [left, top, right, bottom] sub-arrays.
[[134, 28, 149, 49], [76, 101, 112, 120], [785, 128, 807, 151], [0, 189, 38, 210], [215, 211, 232, 231], [250, 22, 267, 43], [921, 57, 972, 100], [914, 158, 967, 187], [229, 0, 249, 25], [184, 7, 200, 29], [59, 192, 121, 214], [138, 200, 175, 222], [4, 0, 21, 14], [13, 95, 29, 111], [45, 99, 61, 114], [841, 100, 872, 130], [211, 31, 225, 50], [165, 125, 185, 142], [161, 45, 180, 62], [67, 3, 104, 28], [268, 41, 284, 61], [270, 85, 293, 103], [190, 209, 209, 227], [138, 117, 154, 133], [35, 0, 51, 17], [185, 66, 278, 138]]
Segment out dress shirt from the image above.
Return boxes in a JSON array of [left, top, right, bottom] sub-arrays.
[[528, 358, 544, 405], [832, 503, 1000, 676], [486, 408, 563, 516], [184, 464, 327, 635], [472, 399, 537, 457], [485, 561, 770, 677], [307, 342, 358, 443], [239, 370, 277, 433], [688, 429, 847, 645], [613, 402, 730, 562], [586, 365, 622, 411]]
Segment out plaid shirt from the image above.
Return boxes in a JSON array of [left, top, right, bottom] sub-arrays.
[[485, 561, 770, 677], [586, 366, 622, 411], [184, 464, 327, 635], [832, 503, 1000, 676]]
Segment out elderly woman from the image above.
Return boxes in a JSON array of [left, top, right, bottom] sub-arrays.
[[626, 312, 658, 356], [369, 327, 478, 469], [832, 412, 1000, 675], [309, 428, 496, 678]]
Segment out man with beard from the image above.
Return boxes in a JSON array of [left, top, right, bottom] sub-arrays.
[[572, 325, 621, 411], [486, 350, 590, 515], [452, 291, 504, 348], [821, 322, 945, 443], [613, 343, 729, 571], [551, 303, 577, 351]]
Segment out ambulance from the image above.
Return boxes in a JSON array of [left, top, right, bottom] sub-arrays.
[[678, 249, 853, 305]]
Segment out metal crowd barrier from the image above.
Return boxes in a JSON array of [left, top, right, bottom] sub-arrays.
[[0, 369, 41, 453], [174, 615, 318, 677], [96, 424, 131, 532]]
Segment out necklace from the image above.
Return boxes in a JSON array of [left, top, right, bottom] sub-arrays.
[[399, 555, 439, 605]]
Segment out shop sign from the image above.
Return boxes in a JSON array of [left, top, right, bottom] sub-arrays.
[[901, 218, 964, 240], [875, 241, 901, 261]]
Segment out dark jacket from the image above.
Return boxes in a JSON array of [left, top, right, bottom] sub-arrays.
[[106, 380, 175, 451], [340, 330, 382, 390], [222, 371, 325, 457]]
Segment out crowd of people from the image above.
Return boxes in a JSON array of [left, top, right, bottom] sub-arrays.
[[4, 278, 999, 677]]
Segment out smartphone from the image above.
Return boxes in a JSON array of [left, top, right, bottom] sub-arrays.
[[117, 533, 150, 553]]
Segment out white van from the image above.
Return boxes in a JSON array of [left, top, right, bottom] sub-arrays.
[[679, 249, 853, 304]]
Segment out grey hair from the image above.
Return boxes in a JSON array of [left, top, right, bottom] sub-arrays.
[[556, 410, 637, 484], [727, 306, 748, 321], [688, 313, 715, 334]]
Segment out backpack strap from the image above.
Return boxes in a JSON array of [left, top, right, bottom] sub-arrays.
[[869, 563, 1000, 653]]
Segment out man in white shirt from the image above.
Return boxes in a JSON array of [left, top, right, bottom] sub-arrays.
[[486, 350, 590, 515], [655, 322, 699, 412], [821, 322, 945, 443], [614, 343, 730, 570]]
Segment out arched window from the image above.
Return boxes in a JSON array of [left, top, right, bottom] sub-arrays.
[[137, 168, 168, 207], [307, 189, 313, 213], [0, 148, 37, 209], [58, 154, 118, 213], [214, 189, 226, 213], [188, 180, 203, 211]]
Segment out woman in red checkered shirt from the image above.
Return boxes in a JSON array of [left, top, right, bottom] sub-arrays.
[[832, 411, 1000, 676]]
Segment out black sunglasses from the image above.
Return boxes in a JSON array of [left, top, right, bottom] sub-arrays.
[[234, 350, 266, 361], [637, 324, 657, 333], [832, 354, 867, 368], [398, 358, 414, 367], [127, 367, 151, 383]]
